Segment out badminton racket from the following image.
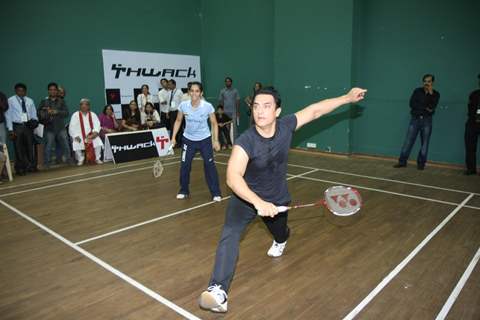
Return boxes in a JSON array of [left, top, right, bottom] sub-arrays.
[[277, 186, 362, 217], [152, 160, 164, 178]]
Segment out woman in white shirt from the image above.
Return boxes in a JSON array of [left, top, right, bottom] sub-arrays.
[[141, 102, 161, 129], [136, 84, 153, 112]]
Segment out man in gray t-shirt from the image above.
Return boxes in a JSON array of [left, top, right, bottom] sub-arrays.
[[218, 77, 240, 139]]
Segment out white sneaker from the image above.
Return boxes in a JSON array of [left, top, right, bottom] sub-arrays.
[[267, 240, 287, 257], [176, 193, 188, 200], [212, 196, 222, 202], [95, 160, 103, 164], [77, 160, 84, 166], [199, 284, 228, 313]]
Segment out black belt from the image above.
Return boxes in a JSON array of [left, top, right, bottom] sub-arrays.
[[412, 115, 431, 119]]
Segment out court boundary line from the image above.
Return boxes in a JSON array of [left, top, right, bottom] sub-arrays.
[[214, 160, 480, 211], [214, 153, 480, 196], [0, 155, 179, 192], [73, 169, 319, 245], [286, 174, 480, 211], [0, 199, 202, 320], [75, 197, 233, 245], [2, 158, 479, 213], [341, 193, 475, 320], [435, 246, 480, 320], [3, 154, 477, 318], [0, 160, 180, 198], [287, 163, 479, 196]]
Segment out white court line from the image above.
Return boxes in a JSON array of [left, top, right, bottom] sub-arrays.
[[287, 174, 480, 211], [74, 169, 319, 245], [435, 246, 480, 320], [0, 199, 201, 320], [75, 197, 232, 245], [0, 160, 180, 198], [215, 153, 480, 196], [286, 163, 480, 196], [0, 156, 179, 192], [342, 193, 475, 320], [3, 157, 478, 212]]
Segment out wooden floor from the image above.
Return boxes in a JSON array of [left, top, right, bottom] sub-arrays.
[[0, 150, 479, 320]]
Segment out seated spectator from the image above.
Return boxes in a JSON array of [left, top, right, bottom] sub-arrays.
[[141, 102, 161, 129], [122, 100, 141, 131], [215, 105, 232, 149], [99, 104, 119, 139], [68, 98, 103, 166]]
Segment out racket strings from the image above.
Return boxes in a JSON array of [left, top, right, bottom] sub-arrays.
[[153, 160, 164, 178]]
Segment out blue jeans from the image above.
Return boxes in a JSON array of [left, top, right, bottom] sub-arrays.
[[398, 116, 433, 166], [44, 129, 71, 166], [179, 136, 221, 197]]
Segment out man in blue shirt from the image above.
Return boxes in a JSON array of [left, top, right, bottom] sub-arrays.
[[5, 83, 39, 175], [199, 86, 367, 313]]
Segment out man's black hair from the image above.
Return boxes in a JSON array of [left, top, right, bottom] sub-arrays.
[[253, 86, 281, 109], [14, 83, 27, 91], [47, 82, 58, 89], [422, 74, 435, 82]]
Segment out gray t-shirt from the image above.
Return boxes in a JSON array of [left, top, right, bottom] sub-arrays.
[[235, 114, 297, 205], [218, 87, 240, 114]]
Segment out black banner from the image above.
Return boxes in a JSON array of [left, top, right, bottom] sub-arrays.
[[107, 131, 159, 163]]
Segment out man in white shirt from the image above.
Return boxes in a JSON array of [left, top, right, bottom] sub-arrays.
[[68, 98, 103, 166], [181, 82, 192, 102], [5, 83, 38, 175], [168, 79, 184, 145], [158, 78, 171, 130]]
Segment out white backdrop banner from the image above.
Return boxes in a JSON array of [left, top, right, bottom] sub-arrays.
[[102, 49, 201, 118]]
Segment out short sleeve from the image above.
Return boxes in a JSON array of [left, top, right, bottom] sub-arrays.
[[207, 102, 215, 114], [234, 131, 254, 159], [178, 101, 186, 113], [279, 114, 297, 132]]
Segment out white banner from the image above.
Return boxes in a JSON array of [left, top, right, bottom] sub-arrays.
[[102, 49, 201, 118]]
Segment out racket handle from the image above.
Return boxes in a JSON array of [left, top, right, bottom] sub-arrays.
[[257, 206, 289, 216], [167, 144, 174, 155]]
